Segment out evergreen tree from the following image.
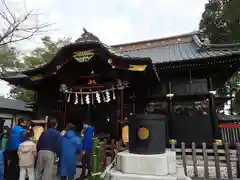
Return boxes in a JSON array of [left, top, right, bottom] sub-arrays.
[[199, 0, 240, 44], [200, 0, 240, 113], [7, 36, 72, 102]]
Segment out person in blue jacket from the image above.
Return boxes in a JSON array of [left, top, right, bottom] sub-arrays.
[[7, 118, 25, 180], [58, 123, 82, 180], [79, 121, 94, 179]]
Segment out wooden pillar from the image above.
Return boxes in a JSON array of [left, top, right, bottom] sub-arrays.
[[116, 90, 124, 139], [87, 104, 91, 125], [131, 92, 136, 115], [120, 89, 124, 121], [229, 82, 234, 115], [207, 77, 221, 140], [115, 98, 119, 139], [167, 80, 174, 141], [33, 92, 38, 119], [61, 93, 67, 129], [118, 89, 124, 140]]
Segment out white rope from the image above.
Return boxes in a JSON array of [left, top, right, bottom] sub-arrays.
[[100, 156, 116, 179], [100, 149, 117, 179], [65, 87, 116, 95]]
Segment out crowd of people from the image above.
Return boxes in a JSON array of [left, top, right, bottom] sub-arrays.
[[0, 118, 95, 180]]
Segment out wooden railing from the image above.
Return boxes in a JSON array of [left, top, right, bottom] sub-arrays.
[[99, 139, 125, 170], [171, 142, 240, 179], [99, 140, 240, 179]]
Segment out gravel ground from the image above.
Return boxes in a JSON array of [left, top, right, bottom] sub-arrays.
[[52, 166, 82, 180]]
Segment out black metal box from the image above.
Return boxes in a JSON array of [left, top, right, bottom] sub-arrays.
[[128, 114, 166, 154]]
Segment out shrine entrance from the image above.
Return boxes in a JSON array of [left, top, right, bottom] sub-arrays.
[[90, 101, 119, 138], [64, 89, 123, 140]]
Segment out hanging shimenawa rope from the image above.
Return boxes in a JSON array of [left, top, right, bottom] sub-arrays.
[[64, 86, 118, 105], [65, 87, 116, 94], [60, 80, 128, 104]]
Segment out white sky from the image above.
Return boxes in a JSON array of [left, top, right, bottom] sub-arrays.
[[0, 0, 208, 96]]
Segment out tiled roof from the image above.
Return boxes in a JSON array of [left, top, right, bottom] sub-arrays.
[[0, 97, 32, 112], [116, 35, 240, 64], [217, 113, 240, 122]]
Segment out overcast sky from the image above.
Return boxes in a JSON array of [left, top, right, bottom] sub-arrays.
[[0, 0, 208, 96]]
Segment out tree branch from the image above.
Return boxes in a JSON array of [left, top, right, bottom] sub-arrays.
[[0, 0, 53, 46]]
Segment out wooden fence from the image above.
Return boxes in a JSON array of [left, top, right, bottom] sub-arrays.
[[99, 140, 240, 179], [171, 142, 240, 179], [99, 139, 123, 170]]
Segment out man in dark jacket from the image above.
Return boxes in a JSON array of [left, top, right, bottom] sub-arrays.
[[36, 119, 61, 180], [7, 118, 25, 180], [79, 122, 94, 179]]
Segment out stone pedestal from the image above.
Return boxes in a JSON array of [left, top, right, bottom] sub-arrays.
[[106, 150, 191, 180]]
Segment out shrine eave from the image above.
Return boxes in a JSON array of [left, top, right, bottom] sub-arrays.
[[20, 40, 152, 76], [0, 40, 157, 89]]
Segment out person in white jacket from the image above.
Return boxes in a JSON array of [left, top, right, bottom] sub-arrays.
[[18, 131, 36, 180]]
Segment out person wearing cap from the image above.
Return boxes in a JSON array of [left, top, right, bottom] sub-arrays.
[[36, 119, 61, 180], [7, 118, 25, 180]]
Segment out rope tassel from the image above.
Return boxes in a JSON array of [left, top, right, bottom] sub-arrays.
[[80, 89, 84, 104], [67, 92, 71, 102], [112, 88, 116, 100]]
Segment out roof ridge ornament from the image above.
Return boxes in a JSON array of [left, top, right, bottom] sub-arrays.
[[75, 28, 100, 42]]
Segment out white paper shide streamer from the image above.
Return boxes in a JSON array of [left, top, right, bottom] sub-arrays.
[[65, 87, 118, 105]]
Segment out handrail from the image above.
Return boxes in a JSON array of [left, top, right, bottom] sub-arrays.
[[219, 123, 240, 129]]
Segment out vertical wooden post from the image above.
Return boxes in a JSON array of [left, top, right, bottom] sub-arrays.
[[131, 92, 136, 115], [120, 89, 124, 122], [202, 142, 209, 179], [111, 139, 116, 158], [191, 142, 198, 177], [207, 77, 221, 140], [115, 141, 121, 153], [33, 91, 38, 118], [229, 82, 233, 115], [181, 142, 187, 176], [188, 69, 192, 94], [101, 139, 107, 169], [170, 141, 175, 151], [87, 104, 91, 125], [224, 143, 233, 180], [213, 143, 221, 179], [11, 114, 17, 127], [236, 143, 240, 178], [167, 80, 174, 142], [119, 89, 124, 141]]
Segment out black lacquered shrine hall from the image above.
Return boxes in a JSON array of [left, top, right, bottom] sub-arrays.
[[2, 29, 240, 146]]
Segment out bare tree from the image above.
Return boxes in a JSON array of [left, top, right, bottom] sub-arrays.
[[0, 0, 52, 46]]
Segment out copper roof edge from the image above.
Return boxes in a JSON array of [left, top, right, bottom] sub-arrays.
[[111, 31, 200, 48], [118, 41, 191, 53]]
